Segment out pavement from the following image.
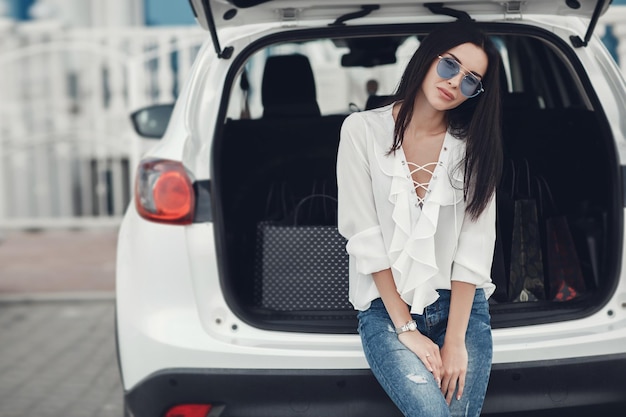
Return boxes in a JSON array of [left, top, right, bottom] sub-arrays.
[[0, 229, 123, 417], [0, 229, 117, 299]]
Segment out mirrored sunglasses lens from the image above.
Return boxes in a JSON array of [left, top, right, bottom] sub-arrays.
[[437, 57, 458, 79]]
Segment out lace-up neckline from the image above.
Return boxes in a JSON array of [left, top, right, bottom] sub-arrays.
[[407, 161, 438, 207]]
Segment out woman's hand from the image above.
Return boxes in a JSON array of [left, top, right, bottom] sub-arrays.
[[439, 340, 468, 405], [398, 331, 442, 387]]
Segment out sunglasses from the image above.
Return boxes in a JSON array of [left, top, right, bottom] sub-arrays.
[[436, 55, 485, 98]]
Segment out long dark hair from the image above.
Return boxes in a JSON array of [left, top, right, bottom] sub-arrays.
[[390, 21, 502, 219]]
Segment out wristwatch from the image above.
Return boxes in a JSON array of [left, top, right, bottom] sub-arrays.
[[395, 319, 418, 335]]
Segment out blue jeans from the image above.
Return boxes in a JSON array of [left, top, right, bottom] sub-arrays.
[[357, 290, 492, 417]]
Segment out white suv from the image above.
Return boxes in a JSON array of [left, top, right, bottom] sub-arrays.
[[116, 1, 626, 416]]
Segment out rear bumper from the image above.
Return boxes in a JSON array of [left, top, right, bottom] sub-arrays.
[[125, 353, 626, 417]]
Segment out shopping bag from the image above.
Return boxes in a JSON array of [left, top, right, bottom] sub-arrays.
[[508, 160, 546, 302], [254, 194, 350, 311], [546, 217, 585, 301], [536, 177, 586, 301], [509, 199, 546, 301]]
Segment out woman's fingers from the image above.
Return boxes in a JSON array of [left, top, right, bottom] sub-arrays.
[[439, 343, 469, 403], [444, 377, 456, 405], [424, 349, 442, 386], [441, 369, 466, 404], [456, 369, 466, 401], [441, 370, 458, 405]]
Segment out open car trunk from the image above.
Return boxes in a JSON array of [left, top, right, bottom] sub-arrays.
[[213, 23, 621, 333]]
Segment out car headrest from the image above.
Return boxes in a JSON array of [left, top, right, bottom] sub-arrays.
[[262, 54, 321, 118]]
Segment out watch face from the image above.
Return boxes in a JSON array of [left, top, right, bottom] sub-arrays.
[[408, 321, 417, 331]]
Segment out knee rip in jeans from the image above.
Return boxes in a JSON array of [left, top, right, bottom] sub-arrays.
[[406, 373, 429, 384]]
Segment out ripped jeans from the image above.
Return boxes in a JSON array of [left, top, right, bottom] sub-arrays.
[[357, 290, 492, 417]]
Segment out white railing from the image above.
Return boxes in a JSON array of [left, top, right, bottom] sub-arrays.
[[1, 6, 626, 230], [0, 19, 206, 229]]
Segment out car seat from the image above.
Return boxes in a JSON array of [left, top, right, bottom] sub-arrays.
[[261, 54, 321, 118]]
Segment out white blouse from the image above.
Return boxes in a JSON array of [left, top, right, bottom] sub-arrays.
[[336, 103, 496, 314]]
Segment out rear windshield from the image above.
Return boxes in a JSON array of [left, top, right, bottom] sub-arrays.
[[226, 33, 589, 120]]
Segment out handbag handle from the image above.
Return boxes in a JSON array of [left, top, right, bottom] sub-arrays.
[[534, 176, 558, 219], [499, 159, 516, 196], [293, 194, 338, 226], [514, 158, 532, 198], [264, 180, 291, 221]]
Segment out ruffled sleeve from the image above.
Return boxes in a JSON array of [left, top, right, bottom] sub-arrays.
[[337, 113, 391, 274], [451, 192, 497, 298]]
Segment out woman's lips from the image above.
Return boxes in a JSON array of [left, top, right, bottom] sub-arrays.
[[437, 87, 454, 100]]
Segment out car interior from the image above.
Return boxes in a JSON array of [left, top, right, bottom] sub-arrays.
[[214, 26, 619, 333]]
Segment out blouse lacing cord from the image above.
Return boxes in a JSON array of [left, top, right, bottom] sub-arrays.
[[406, 161, 438, 208]]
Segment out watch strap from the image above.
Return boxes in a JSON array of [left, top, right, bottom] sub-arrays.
[[395, 319, 417, 335]]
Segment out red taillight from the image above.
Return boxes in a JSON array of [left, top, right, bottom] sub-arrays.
[[135, 159, 195, 225], [164, 404, 212, 417]]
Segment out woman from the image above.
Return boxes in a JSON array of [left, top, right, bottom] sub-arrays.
[[337, 21, 502, 417]]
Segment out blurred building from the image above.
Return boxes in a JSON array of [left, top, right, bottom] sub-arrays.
[[0, 0, 204, 229]]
